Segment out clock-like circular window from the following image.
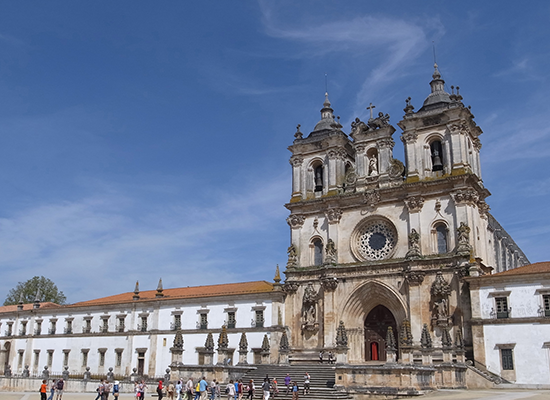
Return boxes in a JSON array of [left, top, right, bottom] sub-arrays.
[[352, 218, 398, 261]]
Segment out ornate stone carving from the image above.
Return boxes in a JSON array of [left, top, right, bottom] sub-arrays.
[[420, 324, 433, 348], [399, 319, 413, 346], [363, 190, 380, 207], [335, 321, 348, 347], [389, 158, 405, 178], [477, 200, 490, 219], [368, 112, 391, 130], [279, 331, 290, 352], [451, 189, 479, 204], [351, 117, 368, 135], [172, 330, 184, 351], [204, 332, 215, 352], [403, 269, 425, 285], [368, 154, 378, 176], [325, 239, 337, 264], [441, 327, 452, 349], [325, 208, 342, 224], [289, 156, 303, 166], [448, 121, 468, 135], [238, 332, 248, 353], [282, 281, 299, 294], [455, 222, 472, 255], [327, 149, 339, 159], [404, 196, 424, 213], [386, 326, 397, 352], [320, 275, 338, 291], [261, 334, 270, 352], [164, 368, 171, 383], [287, 214, 306, 228], [403, 97, 414, 115], [344, 166, 357, 190], [431, 271, 452, 327], [286, 244, 298, 269], [377, 138, 395, 149], [294, 124, 303, 140], [454, 328, 464, 350], [472, 137, 482, 151], [405, 229, 422, 260], [217, 325, 229, 350], [301, 283, 319, 332], [401, 131, 418, 144]]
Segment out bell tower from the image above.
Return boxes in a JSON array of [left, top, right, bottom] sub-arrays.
[[398, 64, 483, 182]]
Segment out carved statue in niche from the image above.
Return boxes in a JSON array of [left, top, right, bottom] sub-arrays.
[[455, 222, 472, 255], [301, 283, 319, 332], [431, 271, 452, 327], [405, 229, 421, 260], [286, 244, 298, 268], [368, 154, 378, 176], [325, 239, 337, 264]]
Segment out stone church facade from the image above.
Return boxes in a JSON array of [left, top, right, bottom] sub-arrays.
[[282, 64, 528, 376]]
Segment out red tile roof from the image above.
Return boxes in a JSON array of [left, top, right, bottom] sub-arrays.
[[489, 261, 550, 277], [0, 302, 61, 314], [70, 280, 275, 307]]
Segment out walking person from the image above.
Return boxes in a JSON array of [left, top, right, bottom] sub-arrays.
[[199, 376, 208, 400], [157, 380, 165, 400], [237, 379, 244, 400], [186, 378, 194, 400], [226, 380, 236, 400], [167, 382, 175, 400], [246, 380, 254, 400], [113, 381, 120, 399], [40, 379, 48, 400], [47, 380, 56, 400], [318, 351, 323, 364], [291, 382, 299, 400], [284, 374, 291, 395], [261, 378, 271, 400], [103, 381, 112, 400], [303, 373, 310, 396], [272, 378, 278, 398], [176, 380, 183, 400], [55, 378, 64, 400]]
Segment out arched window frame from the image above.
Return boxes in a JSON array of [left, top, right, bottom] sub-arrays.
[[309, 159, 325, 194], [310, 236, 324, 266], [431, 220, 450, 254], [426, 134, 446, 173]]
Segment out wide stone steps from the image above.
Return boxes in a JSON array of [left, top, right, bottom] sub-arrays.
[[241, 364, 351, 400]]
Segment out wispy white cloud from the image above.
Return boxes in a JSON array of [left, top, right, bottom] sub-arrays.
[[493, 58, 544, 82]]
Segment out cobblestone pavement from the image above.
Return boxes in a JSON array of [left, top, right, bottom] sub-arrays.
[[2, 390, 550, 400]]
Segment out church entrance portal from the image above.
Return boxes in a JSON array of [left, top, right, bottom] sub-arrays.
[[364, 305, 397, 361]]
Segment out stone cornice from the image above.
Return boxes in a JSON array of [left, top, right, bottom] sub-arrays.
[[470, 317, 550, 325]]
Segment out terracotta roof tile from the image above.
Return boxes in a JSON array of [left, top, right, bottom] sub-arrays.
[[70, 280, 275, 307], [0, 302, 61, 314], [489, 261, 550, 277]]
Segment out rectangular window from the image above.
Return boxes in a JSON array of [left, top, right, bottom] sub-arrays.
[[173, 314, 181, 330], [6, 323, 13, 336], [255, 310, 264, 328], [18, 351, 24, 368], [99, 350, 106, 367], [65, 320, 72, 334], [33, 350, 40, 370], [49, 320, 56, 335], [20, 321, 27, 336], [35, 321, 42, 336], [63, 350, 70, 367], [544, 295, 550, 317], [118, 317, 125, 332], [84, 319, 92, 334], [200, 313, 208, 330], [47, 351, 53, 367], [496, 297, 509, 319], [227, 312, 236, 329], [501, 348, 514, 370], [82, 351, 88, 367], [140, 316, 148, 332], [115, 350, 123, 367], [102, 318, 109, 333]]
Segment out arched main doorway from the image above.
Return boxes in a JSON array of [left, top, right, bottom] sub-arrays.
[[364, 305, 397, 361]]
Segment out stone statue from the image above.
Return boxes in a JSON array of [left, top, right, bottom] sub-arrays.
[[431, 271, 452, 326], [455, 222, 472, 254], [164, 368, 171, 383], [286, 244, 298, 268], [368, 154, 378, 176], [368, 112, 390, 130], [325, 239, 337, 264], [301, 283, 319, 332], [350, 117, 367, 134], [405, 229, 421, 259]]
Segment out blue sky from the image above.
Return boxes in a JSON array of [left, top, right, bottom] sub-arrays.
[[0, 1, 549, 303]]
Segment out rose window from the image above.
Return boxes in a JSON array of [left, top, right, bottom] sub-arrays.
[[354, 219, 397, 260]]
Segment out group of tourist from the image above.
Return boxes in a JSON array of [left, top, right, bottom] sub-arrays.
[[163, 376, 209, 400], [39, 378, 64, 400], [283, 372, 310, 399], [319, 350, 335, 364]]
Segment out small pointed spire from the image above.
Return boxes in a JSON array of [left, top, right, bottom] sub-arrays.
[[133, 281, 140, 301], [323, 91, 331, 108], [17, 293, 24, 311], [432, 63, 441, 80], [156, 278, 164, 298], [274, 265, 281, 284], [33, 289, 41, 309]]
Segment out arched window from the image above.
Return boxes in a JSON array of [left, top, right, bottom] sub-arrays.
[[435, 224, 448, 254], [313, 239, 323, 265], [430, 140, 444, 171], [314, 164, 324, 192]]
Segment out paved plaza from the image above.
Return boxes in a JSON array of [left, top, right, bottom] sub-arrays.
[[1, 390, 550, 400]]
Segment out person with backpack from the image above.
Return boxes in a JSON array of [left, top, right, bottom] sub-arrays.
[[261, 378, 271, 400], [113, 381, 120, 399], [55, 378, 64, 400], [226, 380, 235, 400]]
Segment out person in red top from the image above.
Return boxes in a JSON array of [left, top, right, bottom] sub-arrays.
[[40, 380, 48, 400], [237, 380, 243, 400], [157, 380, 164, 400]]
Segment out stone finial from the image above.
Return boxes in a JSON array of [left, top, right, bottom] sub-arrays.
[[204, 333, 214, 352], [22, 365, 30, 377], [385, 326, 396, 351], [83, 366, 91, 381], [217, 325, 229, 350], [62, 365, 69, 380], [404, 97, 414, 115], [399, 319, 413, 346], [261, 334, 270, 353], [420, 324, 432, 349], [441, 327, 452, 349], [4, 365, 12, 377], [238, 332, 248, 353], [164, 368, 171, 382], [335, 321, 348, 347], [274, 265, 281, 284], [294, 124, 303, 139], [172, 330, 184, 351], [133, 281, 140, 301], [156, 278, 164, 298], [33, 289, 41, 309], [41, 365, 50, 379], [279, 331, 290, 352]]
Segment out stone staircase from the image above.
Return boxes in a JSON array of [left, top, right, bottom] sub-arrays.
[[241, 364, 351, 400], [466, 360, 510, 384]]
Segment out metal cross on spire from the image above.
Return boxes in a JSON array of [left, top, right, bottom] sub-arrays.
[[366, 103, 376, 119]]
